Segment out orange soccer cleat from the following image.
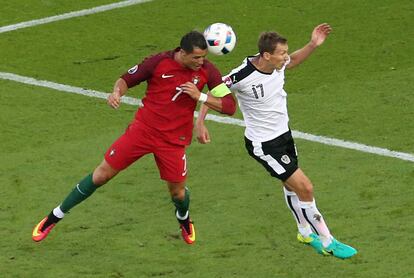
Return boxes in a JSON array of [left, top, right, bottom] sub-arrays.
[[32, 216, 55, 242], [179, 218, 196, 244]]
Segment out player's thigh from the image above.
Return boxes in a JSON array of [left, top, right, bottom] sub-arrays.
[[104, 124, 152, 171], [154, 144, 187, 183]]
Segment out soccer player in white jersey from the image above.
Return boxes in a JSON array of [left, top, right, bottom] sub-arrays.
[[196, 23, 357, 259]]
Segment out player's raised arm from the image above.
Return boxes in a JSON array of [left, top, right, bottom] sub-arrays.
[[287, 23, 332, 69]]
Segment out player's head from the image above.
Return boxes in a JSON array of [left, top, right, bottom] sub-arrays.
[[258, 32, 289, 70], [179, 31, 208, 71], [180, 31, 208, 53], [258, 32, 287, 55]]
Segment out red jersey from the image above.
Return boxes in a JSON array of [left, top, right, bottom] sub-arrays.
[[121, 48, 223, 146]]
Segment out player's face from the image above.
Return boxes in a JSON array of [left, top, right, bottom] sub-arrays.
[[268, 43, 289, 70], [181, 47, 208, 71]]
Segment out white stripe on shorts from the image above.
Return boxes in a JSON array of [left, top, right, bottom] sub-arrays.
[[252, 141, 286, 175]]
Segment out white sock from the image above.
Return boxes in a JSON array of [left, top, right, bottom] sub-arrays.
[[299, 199, 333, 247], [53, 206, 65, 219], [283, 187, 313, 237]]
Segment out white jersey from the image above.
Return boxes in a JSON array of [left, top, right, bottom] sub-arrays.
[[224, 55, 290, 142]]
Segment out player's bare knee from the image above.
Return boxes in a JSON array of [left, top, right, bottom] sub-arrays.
[[301, 181, 314, 199], [168, 183, 185, 199], [92, 170, 108, 186], [171, 187, 184, 199], [93, 163, 118, 185]]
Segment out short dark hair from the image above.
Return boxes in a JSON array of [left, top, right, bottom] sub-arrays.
[[258, 32, 287, 55], [180, 31, 207, 53]]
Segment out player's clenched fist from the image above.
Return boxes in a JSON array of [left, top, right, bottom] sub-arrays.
[[180, 82, 201, 101]]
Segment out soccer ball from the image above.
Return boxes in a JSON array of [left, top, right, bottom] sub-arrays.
[[203, 23, 236, 55]]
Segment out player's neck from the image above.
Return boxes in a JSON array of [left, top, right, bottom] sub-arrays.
[[252, 56, 273, 73], [174, 51, 184, 66]]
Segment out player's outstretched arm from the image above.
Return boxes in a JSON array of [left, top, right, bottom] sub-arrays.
[[108, 78, 128, 109], [287, 23, 332, 69]]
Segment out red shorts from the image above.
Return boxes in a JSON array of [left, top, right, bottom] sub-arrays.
[[104, 121, 187, 183]]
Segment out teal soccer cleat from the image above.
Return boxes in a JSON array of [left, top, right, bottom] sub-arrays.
[[297, 233, 325, 254], [298, 233, 357, 259], [323, 238, 358, 259]]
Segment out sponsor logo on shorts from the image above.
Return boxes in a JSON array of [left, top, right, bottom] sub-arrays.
[[109, 149, 116, 157], [281, 155, 291, 164]]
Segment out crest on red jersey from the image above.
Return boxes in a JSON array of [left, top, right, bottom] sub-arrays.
[[192, 75, 200, 85]]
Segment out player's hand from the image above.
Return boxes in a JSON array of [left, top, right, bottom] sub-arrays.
[[195, 121, 211, 144], [180, 82, 201, 101], [108, 87, 122, 109], [311, 23, 332, 47]]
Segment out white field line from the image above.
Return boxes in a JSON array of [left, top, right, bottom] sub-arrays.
[[0, 0, 153, 34], [0, 72, 141, 106], [1, 71, 413, 163]]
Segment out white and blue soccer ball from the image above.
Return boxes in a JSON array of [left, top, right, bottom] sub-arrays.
[[203, 23, 236, 55]]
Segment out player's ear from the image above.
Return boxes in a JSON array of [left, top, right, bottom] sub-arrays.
[[263, 52, 271, 61], [180, 48, 191, 57], [179, 48, 187, 57]]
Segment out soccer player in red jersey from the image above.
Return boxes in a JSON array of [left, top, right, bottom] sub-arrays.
[[32, 31, 236, 244]]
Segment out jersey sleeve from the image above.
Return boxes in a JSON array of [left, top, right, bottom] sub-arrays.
[[222, 71, 240, 92], [205, 61, 232, 97], [121, 53, 167, 88], [221, 58, 249, 92]]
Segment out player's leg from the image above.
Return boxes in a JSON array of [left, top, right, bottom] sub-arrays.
[[282, 183, 313, 238], [284, 169, 357, 258], [32, 160, 120, 242], [154, 144, 195, 244], [284, 169, 332, 243], [59, 160, 119, 213], [245, 132, 314, 239], [167, 181, 195, 244], [281, 183, 326, 252], [168, 181, 190, 221], [244, 132, 354, 258], [33, 123, 146, 242]]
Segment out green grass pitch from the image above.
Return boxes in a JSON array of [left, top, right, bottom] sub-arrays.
[[1, 0, 413, 277]]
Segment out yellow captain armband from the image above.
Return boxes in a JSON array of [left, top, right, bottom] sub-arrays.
[[210, 83, 231, 97]]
